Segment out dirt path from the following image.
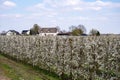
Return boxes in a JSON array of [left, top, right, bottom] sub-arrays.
[[0, 75, 10, 80], [0, 61, 10, 80], [0, 54, 60, 80]]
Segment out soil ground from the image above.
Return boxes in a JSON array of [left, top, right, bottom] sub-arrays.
[[0, 54, 60, 80]]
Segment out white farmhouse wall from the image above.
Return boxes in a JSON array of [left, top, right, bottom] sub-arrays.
[[26, 31, 30, 35], [6, 31, 16, 36], [39, 32, 58, 36]]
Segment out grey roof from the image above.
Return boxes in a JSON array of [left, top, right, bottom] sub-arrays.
[[7, 30, 20, 35], [39, 28, 58, 33], [22, 30, 29, 34]]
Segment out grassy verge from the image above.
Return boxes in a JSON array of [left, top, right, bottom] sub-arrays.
[[0, 53, 61, 80]]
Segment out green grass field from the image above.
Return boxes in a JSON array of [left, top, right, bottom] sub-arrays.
[[0, 54, 60, 80]]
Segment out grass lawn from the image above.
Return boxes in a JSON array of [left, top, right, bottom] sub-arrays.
[[0, 53, 60, 80]]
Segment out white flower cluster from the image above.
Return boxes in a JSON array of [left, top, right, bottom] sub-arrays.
[[0, 36, 120, 80]]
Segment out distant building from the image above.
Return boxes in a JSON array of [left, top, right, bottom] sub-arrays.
[[39, 27, 59, 36], [21, 30, 30, 35], [100, 33, 115, 36], [6, 30, 20, 36], [0, 31, 6, 35], [81, 34, 87, 36], [57, 32, 71, 36]]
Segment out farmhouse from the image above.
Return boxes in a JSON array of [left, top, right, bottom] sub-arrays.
[[57, 32, 72, 36], [39, 27, 59, 36], [0, 31, 6, 35], [21, 30, 30, 35], [6, 30, 20, 36]]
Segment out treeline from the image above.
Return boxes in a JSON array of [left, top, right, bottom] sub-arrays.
[[29, 24, 100, 36]]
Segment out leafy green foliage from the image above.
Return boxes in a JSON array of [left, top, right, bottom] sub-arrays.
[[89, 29, 100, 36], [70, 24, 86, 36], [30, 24, 40, 35], [71, 28, 83, 36]]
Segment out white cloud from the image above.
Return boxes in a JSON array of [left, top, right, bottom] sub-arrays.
[[25, 0, 120, 25], [0, 14, 7, 17], [89, 0, 111, 7], [34, 3, 45, 9], [15, 14, 23, 18], [3, 1, 16, 7], [74, 0, 112, 11], [88, 6, 102, 11], [27, 2, 52, 12], [0, 14, 23, 18], [27, 0, 120, 13], [65, 0, 80, 6], [73, 7, 83, 11]]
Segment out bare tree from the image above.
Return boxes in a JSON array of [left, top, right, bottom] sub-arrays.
[[77, 24, 86, 34], [69, 24, 86, 36], [89, 29, 100, 36]]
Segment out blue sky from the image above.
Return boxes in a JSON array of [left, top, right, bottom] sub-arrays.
[[0, 0, 120, 34]]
